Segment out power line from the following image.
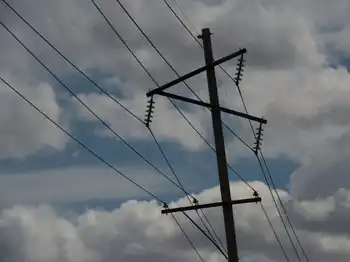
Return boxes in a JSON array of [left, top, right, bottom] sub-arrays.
[[0, 0, 144, 125], [168, 98, 255, 192], [170, 0, 200, 35], [1, 75, 206, 262], [260, 203, 290, 262], [148, 127, 227, 256], [198, 208, 227, 255], [89, 0, 160, 86], [0, 0, 232, 204], [112, 0, 226, 253], [88, 6, 258, 255], [182, 211, 227, 259], [113, 0, 199, 99], [0, 17, 190, 197], [162, 0, 202, 46], [260, 152, 310, 262], [89, 0, 257, 193], [0, 75, 165, 204], [1, 2, 279, 260], [1, 3, 228, 256], [115, 0, 254, 153], [256, 152, 302, 261], [171, 214, 206, 262], [162, 2, 310, 260], [161, 0, 257, 150], [2, 3, 231, 254], [235, 61, 309, 260]]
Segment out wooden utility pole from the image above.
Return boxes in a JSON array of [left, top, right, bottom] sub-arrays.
[[145, 28, 266, 262], [200, 28, 238, 262]]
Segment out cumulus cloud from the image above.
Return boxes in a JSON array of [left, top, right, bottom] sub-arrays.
[[0, 0, 349, 161], [73, 92, 209, 151], [1, 181, 350, 262], [0, 72, 68, 159]]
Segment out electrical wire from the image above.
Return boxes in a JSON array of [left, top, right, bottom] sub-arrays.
[[1, 76, 205, 262], [168, 98, 256, 192], [2, 3, 228, 254], [0, 17, 190, 197], [256, 149, 302, 262], [161, 0, 257, 150], [89, 0, 257, 193], [170, 0, 200, 35], [198, 208, 227, 255], [0, 0, 144, 125], [87, 3, 258, 254], [2, 2, 251, 260], [0, 75, 165, 204], [182, 211, 227, 259], [115, 0, 254, 153], [171, 214, 206, 262], [260, 203, 290, 262], [111, 0, 226, 253], [148, 127, 228, 256], [162, 2, 310, 260], [260, 152, 310, 262]]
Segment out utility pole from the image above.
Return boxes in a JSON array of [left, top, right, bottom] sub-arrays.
[[145, 28, 266, 262], [200, 28, 238, 262]]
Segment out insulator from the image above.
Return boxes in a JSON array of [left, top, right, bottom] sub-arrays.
[[254, 121, 264, 155], [234, 53, 245, 86], [144, 96, 156, 128], [193, 198, 199, 205]]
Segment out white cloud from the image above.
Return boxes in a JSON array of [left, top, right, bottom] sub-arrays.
[[1, 2, 350, 260], [73, 92, 209, 151], [227, 65, 350, 163], [0, 72, 68, 159], [0, 0, 349, 162], [1, 182, 350, 262]]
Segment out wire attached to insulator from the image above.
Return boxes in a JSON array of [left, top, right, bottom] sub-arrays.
[[234, 52, 245, 86], [144, 95, 155, 127], [163, 203, 169, 215], [254, 120, 264, 155]]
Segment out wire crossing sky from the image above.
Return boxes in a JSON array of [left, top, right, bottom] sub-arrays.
[[0, 0, 349, 261]]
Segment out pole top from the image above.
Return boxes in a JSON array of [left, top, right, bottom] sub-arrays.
[[197, 28, 212, 39]]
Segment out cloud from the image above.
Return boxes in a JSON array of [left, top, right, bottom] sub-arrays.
[[1, 2, 350, 260], [226, 65, 350, 163], [0, 72, 68, 159], [289, 130, 350, 201], [1, 181, 350, 262], [73, 92, 209, 151], [0, 0, 349, 162]]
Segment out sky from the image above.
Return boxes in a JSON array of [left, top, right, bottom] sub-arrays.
[[0, 0, 350, 261]]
